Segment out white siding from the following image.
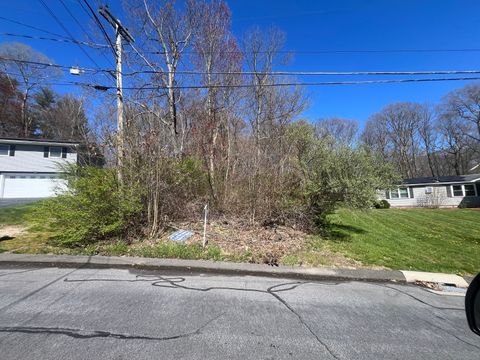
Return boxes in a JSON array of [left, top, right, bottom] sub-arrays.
[[378, 189, 416, 207], [380, 184, 480, 208], [0, 144, 77, 173], [1, 173, 67, 198]]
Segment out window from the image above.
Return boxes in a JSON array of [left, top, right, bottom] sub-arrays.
[[425, 187, 433, 194], [465, 184, 476, 197], [49, 146, 62, 158], [451, 184, 477, 197], [452, 185, 463, 197], [0, 144, 9, 156], [399, 188, 409, 198], [389, 187, 410, 199]]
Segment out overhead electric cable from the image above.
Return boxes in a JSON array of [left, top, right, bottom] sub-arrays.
[[37, 0, 103, 70]]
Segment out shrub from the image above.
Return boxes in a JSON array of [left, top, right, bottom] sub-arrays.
[[286, 122, 398, 228], [374, 199, 391, 209], [31, 166, 142, 246]]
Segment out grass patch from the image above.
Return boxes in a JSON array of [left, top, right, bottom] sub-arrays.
[[134, 242, 224, 261], [0, 204, 36, 225], [315, 208, 480, 275]]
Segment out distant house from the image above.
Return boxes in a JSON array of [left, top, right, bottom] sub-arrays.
[[379, 174, 480, 208], [0, 137, 78, 199]]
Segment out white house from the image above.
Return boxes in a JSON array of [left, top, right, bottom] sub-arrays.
[[380, 174, 480, 208], [0, 137, 78, 199]]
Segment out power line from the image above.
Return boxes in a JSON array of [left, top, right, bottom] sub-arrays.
[[4, 14, 480, 57], [0, 16, 70, 40], [59, 0, 115, 71], [116, 76, 480, 90], [37, 0, 103, 70], [5, 56, 480, 78], [120, 69, 480, 77], [0, 56, 101, 73], [4, 76, 480, 91], [0, 32, 109, 48], [79, 0, 117, 58], [134, 48, 480, 55]]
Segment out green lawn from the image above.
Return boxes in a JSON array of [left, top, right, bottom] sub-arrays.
[[0, 204, 35, 225], [317, 208, 480, 275], [0, 205, 479, 274]]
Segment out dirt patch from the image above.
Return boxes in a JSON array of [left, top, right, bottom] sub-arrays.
[[163, 219, 306, 264], [163, 218, 362, 267], [0, 225, 27, 240]]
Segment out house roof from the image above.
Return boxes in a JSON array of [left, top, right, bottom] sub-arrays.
[[0, 137, 80, 147], [403, 174, 480, 185]]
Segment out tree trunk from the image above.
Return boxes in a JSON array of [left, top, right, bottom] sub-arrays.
[[21, 89, 29, 137]]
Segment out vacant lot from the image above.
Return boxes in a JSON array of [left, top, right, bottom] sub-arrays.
[[317, 208, 480, 275], [0, 205, 478, 274]]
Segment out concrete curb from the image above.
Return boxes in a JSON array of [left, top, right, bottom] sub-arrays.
[[0, 253, 407, 283]]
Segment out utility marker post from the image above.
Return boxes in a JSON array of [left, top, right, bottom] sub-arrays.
[[99, 5, 134, 184], [203, 204, 208, 248]]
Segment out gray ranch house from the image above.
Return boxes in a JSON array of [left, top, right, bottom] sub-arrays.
[[0, 137, 78, 199], [379, 174, 480, 208]]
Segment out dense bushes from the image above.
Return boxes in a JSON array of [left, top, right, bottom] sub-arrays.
[[30, 122, 396, 246], [374, 199, 391, 209], [287, 122, 397, 227], [32, 166, 142, 246]]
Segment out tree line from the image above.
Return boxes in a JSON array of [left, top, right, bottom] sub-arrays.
[[362, 86, 480, 178]]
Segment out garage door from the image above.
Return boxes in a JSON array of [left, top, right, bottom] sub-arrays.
[[1, 174, 66, 199]]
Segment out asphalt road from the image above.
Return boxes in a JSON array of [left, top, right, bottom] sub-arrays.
[[0, 265, 478, 359]]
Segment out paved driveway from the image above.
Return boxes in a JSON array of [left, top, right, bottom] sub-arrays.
[[0, 265, 478, 359], [0, 198, 42, 208]]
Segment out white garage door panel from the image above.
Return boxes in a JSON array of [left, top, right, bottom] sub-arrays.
[[2, 174, 66, 198]]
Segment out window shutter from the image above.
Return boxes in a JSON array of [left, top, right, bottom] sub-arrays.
[[408, 187, 414, 198], [385, 190, 390, 199], [476, 183, 480, 196], [446, 185, 452, 197], [9, 145, 15, 156], [44, 146, 49, 158], [61, 147, 67, 158]]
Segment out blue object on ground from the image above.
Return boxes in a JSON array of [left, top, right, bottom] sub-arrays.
[[169, 230, 194, 242]]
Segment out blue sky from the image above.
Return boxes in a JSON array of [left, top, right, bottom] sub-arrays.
[[2, 0, 480, 127]]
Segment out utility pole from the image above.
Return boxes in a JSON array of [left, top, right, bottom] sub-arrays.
[[99, 5, 134, 184]]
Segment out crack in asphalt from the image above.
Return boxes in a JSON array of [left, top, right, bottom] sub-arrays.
[[0, 268, 41, 278], [366, 283, 479, 350], [369, 283, 464, 311], [421, 318, 480, 350], [65, 275, 341, 359], [267, 286, 341, 360], [0, 266, 86, 313], [0, 313, 223, 342]]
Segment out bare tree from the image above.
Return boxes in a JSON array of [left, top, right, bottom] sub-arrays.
[[437, 112, 473, 175], [442, 83, 480, 142], [417, 104, 439, 176], [0, 70, 22, 136], [241, 26, 306, 221], [315, 117, 358, 146], [0, 42, 61, 137], [190, 0, 242, 204], [361, 115, 390, 161], [125, 0, 196, 155], [366, 102, 422, 178]]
